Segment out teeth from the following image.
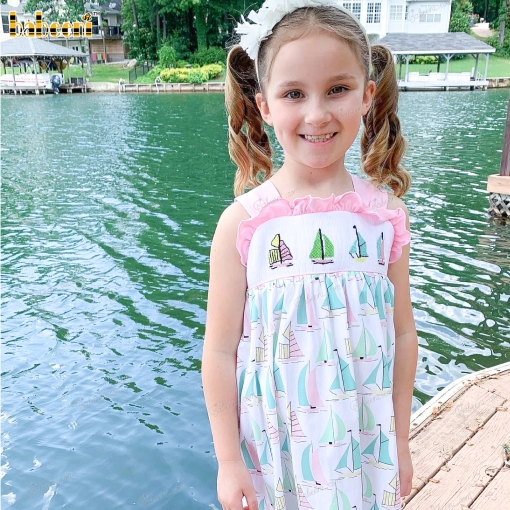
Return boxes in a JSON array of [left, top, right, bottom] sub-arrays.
[[303, 133, 335, 142]]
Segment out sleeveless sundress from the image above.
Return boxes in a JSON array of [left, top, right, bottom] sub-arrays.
[[233, 172, 411, 510]]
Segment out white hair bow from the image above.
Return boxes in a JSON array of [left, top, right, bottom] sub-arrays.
[[234, 0, 370, 70]]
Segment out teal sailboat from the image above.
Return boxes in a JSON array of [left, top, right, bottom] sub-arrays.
[[374, 278, 386, 321], [316, 328, 336, 364], [350, 225, 368, 261], [362, 424, 394, 467], [283, 464, 297, 493], [298, 362, 325, 410], [245, 369, 263, 405], [265, 367, 277, 413], [377, 231, 385, 265], [296, 284, 320, 331], [310, 228, 334, 264], [241, 438, 261, 473], [321, 274, 347, 316], [274, 362, 286, 396], [352, 319, 378, 360], [301, 442, 329, 486], [363, 346, 392, 393], [329, 352, 357, 400], [259, 431, 274, 474], [335, 429, 361, 476], [319, 405, 346, 445]]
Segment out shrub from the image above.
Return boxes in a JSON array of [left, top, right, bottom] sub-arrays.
[[158, 44, 177, 69], [188, 46, 226, 66], [176, 60, 188, 68], [188, 69, 205, 84], [201, 63, 223, 80]]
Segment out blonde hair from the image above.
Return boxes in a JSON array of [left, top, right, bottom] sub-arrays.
[[225, 6, 411, 198]]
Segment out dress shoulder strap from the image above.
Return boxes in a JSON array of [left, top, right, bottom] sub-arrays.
[[353, 174, 389, 210], [233, 180, 281, 218]]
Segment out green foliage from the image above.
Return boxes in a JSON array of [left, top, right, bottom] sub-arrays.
[[449, 0, 473, 33], [124, 27, 157, 61], [176, 60, 188, 68], [158, 63, 223, 83], [161, 30, 193, 61], [158, 44, 177, 68], [486, 34, 510, 58], [188, 46, 227, 66], [412, 56, 438, 64]]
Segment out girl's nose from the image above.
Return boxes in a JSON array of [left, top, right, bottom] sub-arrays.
[[304, 99, 332, 127]]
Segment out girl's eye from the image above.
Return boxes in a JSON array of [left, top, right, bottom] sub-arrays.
[[284, 90, 302, 99], [331, 85, 347, 94]]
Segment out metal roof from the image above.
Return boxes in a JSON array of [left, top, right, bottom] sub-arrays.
[[0, 36, 88, 59], [378, 32, 496, 54]]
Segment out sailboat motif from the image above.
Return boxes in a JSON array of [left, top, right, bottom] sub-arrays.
[[256, 330, 267, 363], [389, 415, 395, 435], [296, 483, 313, 508], [301, 442, 329, 486], [359, 395, 376, 434], [286, 402, 306, 441], [352, 318, 378, 360], [363, 346, 392, 394], [350, 225, 368, 261], [321, 274, 346, 316], [298, 361, 325, 410], [244, 369, 263, 405], [377, 231, 385, 265], [319, 404, 346, 445], [283, 464, 297, 493], [362, 469, 374, 502], [274, 362, 286, 396], [335, 429, 362, 476], [259, 430, 274, 474], [269, 233, 294, 268], [241, 438, 262, 473], [328, 351, 357, 400], [382, 472, 401, 508], [362, 424, 394, 468], [316, 328, 336, 364], [275, 478, 286, 509], [278, 322, 304, 362], [265, 366, 277, 413], [310, 228, 334, 264], [296, 282, 320, 332], [374, 278, 386, 321], [328, 484, 352, 510]]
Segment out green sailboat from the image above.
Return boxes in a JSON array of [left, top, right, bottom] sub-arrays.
[[374, 278, 386, 321], [319, 405, 346, 445], [310, 228, 334, 264], [283, 464, 296, 493], [352, 319, 378, 360], [359, 395, 376, 434], [245, 369, 263, 404], [327, 484, 352, 510], [350, 225, 368, 261], [316, 328, 336, 364], [363, 346, 392, 392]]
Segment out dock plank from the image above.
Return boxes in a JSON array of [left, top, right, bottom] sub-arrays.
[[470, 466, 510, 509]]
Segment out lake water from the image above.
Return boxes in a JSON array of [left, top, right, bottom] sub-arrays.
[[1, 89, 509, 509]]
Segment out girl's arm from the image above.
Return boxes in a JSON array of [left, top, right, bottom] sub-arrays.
[[202, 203, 249, 462], [387, 199, 418, 445]]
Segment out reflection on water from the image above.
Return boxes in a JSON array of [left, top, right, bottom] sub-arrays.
[[1, 89, 509, 509]]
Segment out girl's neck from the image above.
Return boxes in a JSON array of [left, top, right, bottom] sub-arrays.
[[269, 165, 355, 201]]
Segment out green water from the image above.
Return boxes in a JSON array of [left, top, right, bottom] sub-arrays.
[[1, 89, 509, 509]]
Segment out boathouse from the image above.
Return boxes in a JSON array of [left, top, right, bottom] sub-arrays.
[[0, 36, 89, 94], [378, 31, 496, 90]]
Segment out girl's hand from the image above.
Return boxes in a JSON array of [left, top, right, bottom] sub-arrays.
[[217, 459, 258, 510], [396, 439, 414, 498]]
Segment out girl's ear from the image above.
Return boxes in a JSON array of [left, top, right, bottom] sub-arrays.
[[361, 80, 377, 116], [255, 92, 273, 127]]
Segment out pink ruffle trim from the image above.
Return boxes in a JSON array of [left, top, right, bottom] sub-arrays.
[[237, 191, 411, 266]]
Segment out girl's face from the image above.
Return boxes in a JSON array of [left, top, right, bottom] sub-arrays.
[[256, 30, 376, 172]]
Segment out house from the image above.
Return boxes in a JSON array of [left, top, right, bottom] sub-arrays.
[[0, 0, 127, 63], [340, 0, 452, 40]]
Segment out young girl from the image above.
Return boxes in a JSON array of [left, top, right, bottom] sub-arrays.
[[202, 2, 418, 509]]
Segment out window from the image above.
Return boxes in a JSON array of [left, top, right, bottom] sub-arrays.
[[390, 5, 403, 21], [342, 2, 362, 20], [419, 5, 442, 22], [405, 5, 408, 20], [367, 3, 381, 23]]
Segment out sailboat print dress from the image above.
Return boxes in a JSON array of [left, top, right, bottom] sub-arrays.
[[233, 173, 411, 510]]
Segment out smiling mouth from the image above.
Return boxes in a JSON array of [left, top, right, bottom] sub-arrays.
[[300, 132, 337, 143]]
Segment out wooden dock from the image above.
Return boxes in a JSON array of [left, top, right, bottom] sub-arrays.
[[403, 361, 510, 509]]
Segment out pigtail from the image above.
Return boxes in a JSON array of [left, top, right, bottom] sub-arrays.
[[361, 44, 411, 198], [225, 45, 273, 198]]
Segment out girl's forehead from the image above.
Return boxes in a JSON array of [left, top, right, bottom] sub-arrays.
[[267, 33, 363, 86]]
